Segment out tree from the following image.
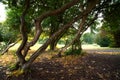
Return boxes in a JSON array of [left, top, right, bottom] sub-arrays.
[[101, 1, 120, 47], [41, 0, 82, 50], [1, 0, 117, 73]]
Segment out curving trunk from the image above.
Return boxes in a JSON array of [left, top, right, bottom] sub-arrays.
[[15, 0, 80, 70], [13, 0, 102, 72]]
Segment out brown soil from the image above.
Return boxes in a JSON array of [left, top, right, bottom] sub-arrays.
[[0, 52, 120, 80]]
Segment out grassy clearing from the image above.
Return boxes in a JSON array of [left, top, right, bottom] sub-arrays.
[[83, 44, 120, 49], [1, 43, 120, 66], [8, 43, 110, 50], [82, 44, 105, 49]]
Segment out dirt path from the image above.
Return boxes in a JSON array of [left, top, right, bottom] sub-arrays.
[[84, 48, 120, 54], [0, 51, 120, 80]]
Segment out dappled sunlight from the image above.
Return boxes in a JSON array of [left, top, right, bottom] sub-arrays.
[[30, 43, 42, 50], [82, 44, 101, 49], [9, 44, 20, 51], [0, 51, 16, 67], [0, 0, 120, 79], [0, 48, 120, 80], [7, 43, 120, 56]]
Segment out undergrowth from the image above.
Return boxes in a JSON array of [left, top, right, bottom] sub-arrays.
[[64, 48, 83, 56]]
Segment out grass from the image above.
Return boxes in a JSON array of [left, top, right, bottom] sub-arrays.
[[9, 43, 42, 51], [9, 43, 60, 51], [0, 43, 120, 80], [9, 43, 113, 50], [1, 43, 120, 66], [82, 44, 105, 49], [82, 44, 120, 49]]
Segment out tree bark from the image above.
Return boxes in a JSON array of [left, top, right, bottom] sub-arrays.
[[49, 23, 58, 50], [49, 14, 64, 50], [50, 39, 57, 50], [16, 0, 30, 66], [49, 25, 67, 50]]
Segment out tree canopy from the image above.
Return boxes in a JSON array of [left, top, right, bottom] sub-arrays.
[[100, 1, 120, 47]]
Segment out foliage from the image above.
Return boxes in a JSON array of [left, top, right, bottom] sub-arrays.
[[96, 36, 111, 47], [95, 30, 111, 47], [4, 8, 21, 31], [101, 1, 120, 47], [0, 23, 18, 43], [95, 1, 120, 47], [0, 42, 6, 52], [0, 33, 3, 42], [65, 48, 82, 56], [1, 0, 119, 73], [0, 22, 18, 52], [0, 23, 3, 40], [82, 33, 95, 44]]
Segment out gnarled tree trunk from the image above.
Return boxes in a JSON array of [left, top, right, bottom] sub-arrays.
[[14, 0, 102, 72], [15, 0, 80, 71], [15, 0, 30, 69]]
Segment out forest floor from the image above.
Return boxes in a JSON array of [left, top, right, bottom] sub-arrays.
[[0, 49, 120, 80]]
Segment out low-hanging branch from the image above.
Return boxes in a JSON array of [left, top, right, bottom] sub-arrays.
[[59, 15, 88, 54], [57, 6, 101, 54], [23, 0, 80, 57], [81, 13, 99, 35], [21, 3, 98, 69], [59, 10, 100, 55], [58, 0, 100, 54], [14, 0, 112, 71]]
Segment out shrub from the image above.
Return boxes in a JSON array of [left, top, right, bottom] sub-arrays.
[[82, 33, 95, 44], [64, 48, 82, 55], [96, 36, 111, 47]]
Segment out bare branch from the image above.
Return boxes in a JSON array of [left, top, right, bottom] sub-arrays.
[[1, 38, 21, 55]]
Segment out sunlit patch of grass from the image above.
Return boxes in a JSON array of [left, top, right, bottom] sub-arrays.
[[82, 44, 102, 49], [30, 43, 42, 50], [0, 50, 17, 67], [9, 43, 41, 51], [56, 44, 65, 48], [1, 43, 120, 68], [9, 44, 20, 50]]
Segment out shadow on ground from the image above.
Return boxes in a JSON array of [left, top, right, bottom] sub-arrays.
[[0, 52, 120, 80]]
